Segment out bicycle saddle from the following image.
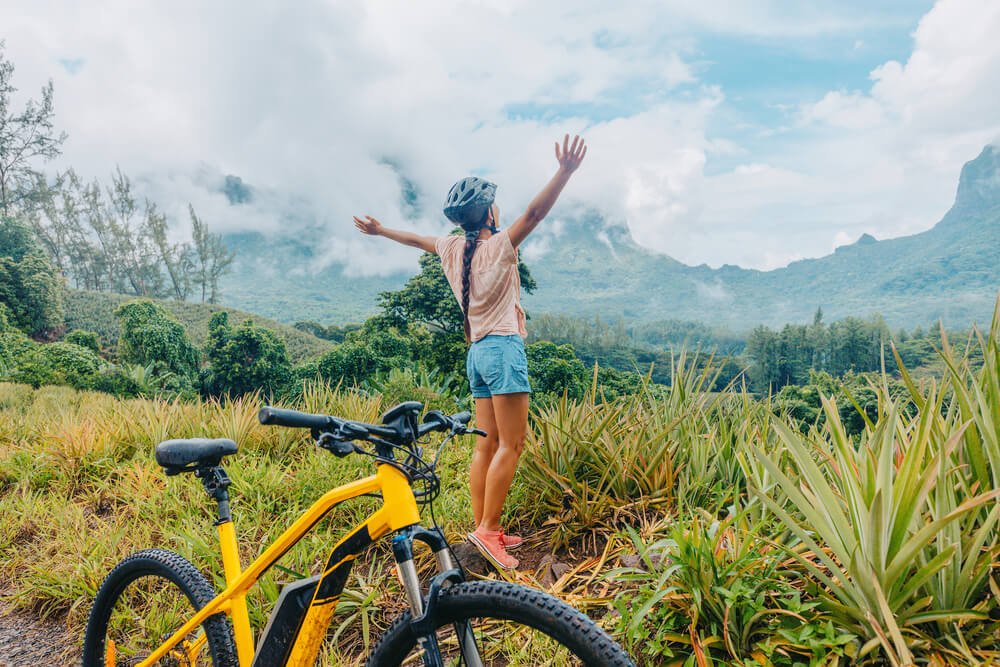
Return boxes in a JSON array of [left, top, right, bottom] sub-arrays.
[[155, 438, 238, 474]]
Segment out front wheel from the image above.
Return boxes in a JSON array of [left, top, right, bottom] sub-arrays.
[[81, 549, 237, 666], [367, 580, 635, 666]]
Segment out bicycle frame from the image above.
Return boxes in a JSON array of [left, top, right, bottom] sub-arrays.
[[136, 461, 424, 667]]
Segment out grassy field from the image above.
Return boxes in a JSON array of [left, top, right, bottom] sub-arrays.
[[2, 329, 999, 664], [63, 289, 333, 363]]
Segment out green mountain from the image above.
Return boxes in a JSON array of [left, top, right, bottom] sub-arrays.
[[217, 145, 1000, 330], [64, 290, 333, 362]]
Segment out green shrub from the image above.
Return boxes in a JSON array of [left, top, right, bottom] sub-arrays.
[[203, 312, 292, 398], [316, 327, 414, 387], [64, 330, 100, 353], [39, 342, 100, 385], [64, 289, 331, 363], [114, 300, 199, 391], [527, 340, 587, 400]]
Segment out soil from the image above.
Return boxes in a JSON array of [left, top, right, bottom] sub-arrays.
[[0, 597, 77, 666]]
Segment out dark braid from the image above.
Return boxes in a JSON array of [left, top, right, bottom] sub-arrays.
[[460, 232, 478, 343]]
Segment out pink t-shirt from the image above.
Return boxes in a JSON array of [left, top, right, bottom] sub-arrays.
[[435, 230, 528, 342]]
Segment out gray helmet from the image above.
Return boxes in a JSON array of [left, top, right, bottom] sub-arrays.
[[443, 176, 496, 230]]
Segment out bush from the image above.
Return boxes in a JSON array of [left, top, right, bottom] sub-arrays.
[[316, 326, 414, 387], [203, 312, 292, 397], [114, 300, 199, 389], [0, 333, 100, 389], [526, 341, 587, 400], [64, 330, 100, 353], [773, 370, 911, 435], [39, 342, 100, 384], [84, 367, 142, 398], [611, 517, 846, 666]]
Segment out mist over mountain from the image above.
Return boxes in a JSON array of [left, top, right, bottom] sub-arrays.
[[218, 145, 1000, 330]]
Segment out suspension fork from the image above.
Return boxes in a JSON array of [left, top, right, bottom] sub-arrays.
[[391, 526, 483, 667]]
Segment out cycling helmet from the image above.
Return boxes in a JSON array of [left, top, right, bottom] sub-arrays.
[[443, 177, 497, 234]]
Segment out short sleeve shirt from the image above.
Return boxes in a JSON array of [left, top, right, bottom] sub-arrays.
[[435, 230, 528, 342]]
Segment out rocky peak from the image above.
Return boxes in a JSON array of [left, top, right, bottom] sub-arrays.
[[953, 144, 1000, 213]]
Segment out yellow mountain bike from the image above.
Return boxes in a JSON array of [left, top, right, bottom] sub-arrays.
[[81, 401, 635, 666]]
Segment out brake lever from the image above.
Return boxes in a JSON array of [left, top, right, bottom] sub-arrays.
[[453, 425, 488, 437], [317, 432, 357, 458]]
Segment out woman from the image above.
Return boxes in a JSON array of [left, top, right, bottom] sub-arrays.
[[354, 134, 587, 569]]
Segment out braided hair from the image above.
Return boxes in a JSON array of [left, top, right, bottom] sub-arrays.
[[460, 230, 478, 343]]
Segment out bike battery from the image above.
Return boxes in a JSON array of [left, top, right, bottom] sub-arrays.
[[252, 574, 320, 666]]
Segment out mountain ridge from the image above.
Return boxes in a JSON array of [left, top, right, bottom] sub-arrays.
[[217, 145, 1000, 330]]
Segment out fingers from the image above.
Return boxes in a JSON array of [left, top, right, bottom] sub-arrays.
[[555, 134, 586, 166]]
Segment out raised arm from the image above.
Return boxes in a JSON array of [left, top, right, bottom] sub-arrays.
[[354, 215, 437, 254], [507, 134, 587, 248]]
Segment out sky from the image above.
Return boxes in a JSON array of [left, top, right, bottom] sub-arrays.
[[2, 0, 999, 274]]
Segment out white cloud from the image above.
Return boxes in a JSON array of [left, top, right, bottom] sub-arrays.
[[692, 0, 1000, 269], [0, 0, 722, 275], [1, 0, 998, 278], [833, 230, 853, 248], [799, 90, 884, 129]]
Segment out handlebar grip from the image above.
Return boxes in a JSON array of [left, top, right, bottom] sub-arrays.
[[453, 411, 472, 425], [258, 406, 335, 430]]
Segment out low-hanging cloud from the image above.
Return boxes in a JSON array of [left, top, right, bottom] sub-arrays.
[[1, 0, 999, 276]]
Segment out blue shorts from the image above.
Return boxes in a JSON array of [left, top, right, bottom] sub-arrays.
[[467, 334, 531, 399]]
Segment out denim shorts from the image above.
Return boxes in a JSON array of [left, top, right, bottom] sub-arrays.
[[467, 334, 531, 398]]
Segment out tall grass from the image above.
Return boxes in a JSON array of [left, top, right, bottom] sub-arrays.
[[522, 354, 769, 548], [0, 380, 462, 658], [522, 321, 1000, 663]]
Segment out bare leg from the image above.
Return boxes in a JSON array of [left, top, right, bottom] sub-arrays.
[[478, 392, 529, 532], [469, 397, 499, 527]]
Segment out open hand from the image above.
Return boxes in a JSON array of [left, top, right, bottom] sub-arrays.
[[555, 134, 587, 174], [353, 215, 383, 236]]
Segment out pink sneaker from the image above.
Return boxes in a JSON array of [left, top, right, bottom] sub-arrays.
[[500, 530, 523, 550], [468, 529, 519, 570]]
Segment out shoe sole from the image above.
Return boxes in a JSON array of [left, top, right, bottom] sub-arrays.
[[467, 533, 518, 571], [504, 538, 523, 551]]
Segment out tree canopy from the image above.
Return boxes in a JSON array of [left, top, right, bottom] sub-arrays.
[[0, 216, 63, 337]]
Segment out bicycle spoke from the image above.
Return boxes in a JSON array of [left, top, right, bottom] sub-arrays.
[[104, 575, 210, 666], [406, 617, 586, 666]]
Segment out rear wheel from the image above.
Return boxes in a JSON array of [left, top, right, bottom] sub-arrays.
[[367, 580, 635, 666], [81, 549, 237, 666]]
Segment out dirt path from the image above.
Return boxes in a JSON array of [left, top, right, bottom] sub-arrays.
[[0, 599, 76, 667]]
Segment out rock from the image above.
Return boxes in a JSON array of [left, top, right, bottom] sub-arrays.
[[550, 561, 572, 580], [449, 541, 493, 577], [537, 554, 557, 588], [536, 554, 572, 588], [619, 553, 643, 569]]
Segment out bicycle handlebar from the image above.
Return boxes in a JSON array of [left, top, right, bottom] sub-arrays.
[[258, 406, 339, 430], [258, 406, 480, 442]]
